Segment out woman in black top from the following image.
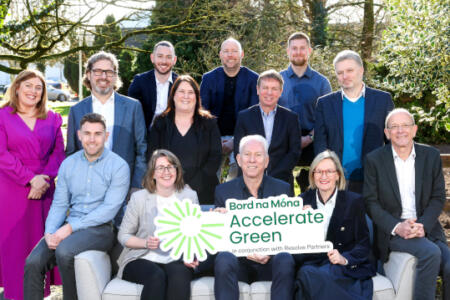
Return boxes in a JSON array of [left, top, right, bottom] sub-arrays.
[[148, 75, 221, 205]]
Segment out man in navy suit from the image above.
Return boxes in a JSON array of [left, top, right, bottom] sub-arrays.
[[364, 108, 450, 300], [200, 38, 259, 180], [66, 51, 147, 224], [214, 135, 295, 300], [234, 70, 301, 188], [314, 50, 394, 193], [128, 41, 178, 128]]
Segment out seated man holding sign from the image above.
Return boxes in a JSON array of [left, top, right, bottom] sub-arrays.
[[296, 150, 375, 300], [214, 135, 296, 300]]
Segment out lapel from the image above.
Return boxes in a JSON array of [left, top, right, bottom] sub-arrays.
[[234, 67, 245, 112], [252, 106, 266, 137], [269, 106, 282, 151], [362, 87, 375, 146], [82, 96, 93, 116], [326, 191, 346, 241], [382, 145, 402, 207], [217, 68, 226, 107], [113, 92, 124, 149], [144, 192, 158, 234], [413, 143, 423, 212], [333, 92, 344, 144], [150, 70, 158, 112]]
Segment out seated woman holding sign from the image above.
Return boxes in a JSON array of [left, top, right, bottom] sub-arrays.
[[296, 150, 375, 300], [117, 149, 199, 300]]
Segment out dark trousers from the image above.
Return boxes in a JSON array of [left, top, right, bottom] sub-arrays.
[[296, 263, 373, 300], [23, 224, 114, 300], [296, 142, 314, 193], [389, 235, 450, 300], [214, 251, 295, 300], [122, 259, 193, 300]]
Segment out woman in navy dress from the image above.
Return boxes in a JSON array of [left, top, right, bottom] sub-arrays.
[[296, 150, 375, 300]]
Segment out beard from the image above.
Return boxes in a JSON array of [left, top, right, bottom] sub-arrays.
[[290, 57, 307, 67], [155, 64, 172, 75], [92, 81, 113, 96]]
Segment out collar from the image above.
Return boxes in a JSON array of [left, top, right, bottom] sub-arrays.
[[154, 71, 173, 84], [316, 188, 338, 205], [287, 64, 312, 79], [92, 92, 114, 105], [239, 175, 266, 198], [392, 144, 416, 162], [259, 104, 277, 116], [341, 83, 366, 101], [81, 147, 109, 163]]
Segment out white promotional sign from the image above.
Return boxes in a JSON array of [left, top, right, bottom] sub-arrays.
[[154, 195, 333, 262]]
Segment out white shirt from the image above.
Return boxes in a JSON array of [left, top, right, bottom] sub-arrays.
[[316, 189, 338, 238], [393, 146, 417, 219], [154, 72, 173, 117], [92, 93, 115, 150], [141, 193, 178, 264], [341, 83, 366, 103]]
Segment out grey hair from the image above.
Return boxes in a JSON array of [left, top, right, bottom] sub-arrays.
[[83, 51, 122, 91], [385, 108, 415, 129], [221, 37, 243, 54], [239, 135, 269, 156], [308, 150, 346, 190], [257, 69, 284, 88], [333, 50, 363, 69], [153, 41, 176, 56]]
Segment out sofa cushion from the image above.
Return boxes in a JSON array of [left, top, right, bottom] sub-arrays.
[[102, 276, 252, 300], [372, 273, 395, 300]]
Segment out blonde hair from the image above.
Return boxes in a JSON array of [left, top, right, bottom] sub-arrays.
[[308, 150, 346, 190], [2, 69, 48, 119]]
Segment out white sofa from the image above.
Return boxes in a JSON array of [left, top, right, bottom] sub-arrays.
[[75, 250, 417, 300]]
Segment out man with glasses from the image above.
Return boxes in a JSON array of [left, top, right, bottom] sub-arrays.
[[66, 51, 147, 225], [200, 37, 259, 181], [314, 50, 394, 193], [364, 108, 450, 300]]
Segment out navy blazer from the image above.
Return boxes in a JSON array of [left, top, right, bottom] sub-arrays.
[[314, 87, 394, 169], [363, 143, 446, 262], [233, 104, 301, 186], [66, 92, 147, 188], [215, 175, 293, 208], [200, 66, 259, 121], [128, 69, 178, 129], [301, 189, 376, 279]]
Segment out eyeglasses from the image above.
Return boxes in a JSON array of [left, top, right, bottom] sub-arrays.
[[155, 165, 176, 173], [388, 124, 414, 131], [91, 69, 116, 77], [313, 169, 337, 177]]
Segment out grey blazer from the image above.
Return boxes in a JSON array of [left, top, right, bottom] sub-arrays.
[[116, 186, 198, 278]]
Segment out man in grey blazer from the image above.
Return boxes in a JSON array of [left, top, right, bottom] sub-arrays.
[[364, 108, 449, 300], [66, 52, 147, 202]]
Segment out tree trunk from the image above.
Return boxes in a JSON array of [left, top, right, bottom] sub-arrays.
[[360, 0, 374, 65]]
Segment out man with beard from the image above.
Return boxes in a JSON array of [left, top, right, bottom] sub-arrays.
[[128, 41, 178, 128], [315, 50, 394, 193], [200, 38, 259, 181], [66, 51, 147, 225], [279, 32, 331, 193], [24, 113, 130, 300]]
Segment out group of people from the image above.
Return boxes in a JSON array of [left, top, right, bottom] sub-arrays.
[[0, 31, 448, 300]]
